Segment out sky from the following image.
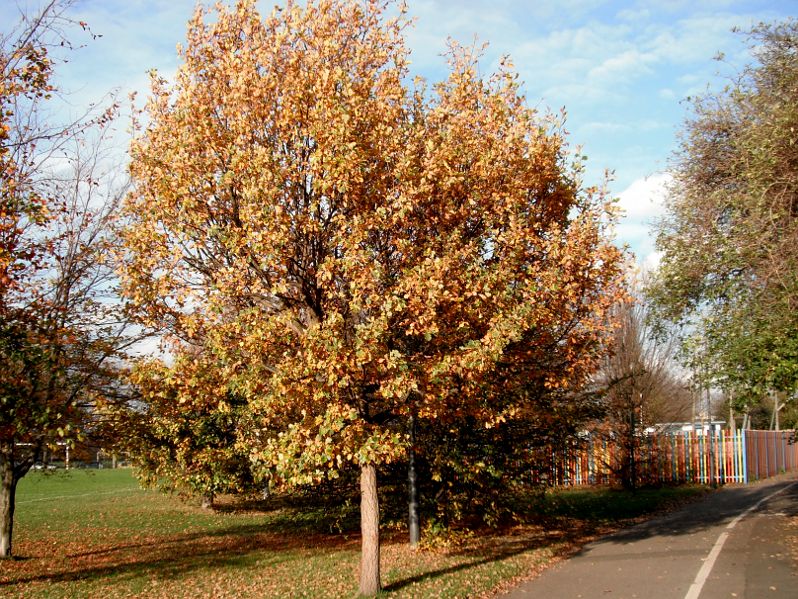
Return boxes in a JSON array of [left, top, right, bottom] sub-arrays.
[[2, 0, 793, 268]]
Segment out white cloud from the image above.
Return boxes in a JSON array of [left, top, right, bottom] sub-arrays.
[[581, 118, 666, 135], [582, 121, 629, 134], [617, 7, 651, 22], [617, 172, 672, 221], [588, 49, 656, 84], [407, 0, 521, 73], [643, 14, 745, 65], [643, 250, 663, 271], [615, 221, 653, 244], [615, 173, 673, 265]]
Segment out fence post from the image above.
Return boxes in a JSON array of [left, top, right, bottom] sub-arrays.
[[671, 435, 679, 482], [720, 430, 726, 483], [782, 432, 787, 474], [700, 432, 706, 484], [740, 429, 745, 483]]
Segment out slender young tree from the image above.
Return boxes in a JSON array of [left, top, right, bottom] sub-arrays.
[[121, 1, 624, 593]]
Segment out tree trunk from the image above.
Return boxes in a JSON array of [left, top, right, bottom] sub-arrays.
[[0, 447, 18, 558], [359, 463, 380, 596], [624, 407, 637, 491], [408, 414, 419, 548]]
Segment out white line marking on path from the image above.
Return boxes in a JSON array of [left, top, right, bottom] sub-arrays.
[[17, 488, 142, 504], [683, 482, 797, 599]]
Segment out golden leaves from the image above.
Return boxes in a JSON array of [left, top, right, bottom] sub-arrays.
[[121, 0, 626, 486]]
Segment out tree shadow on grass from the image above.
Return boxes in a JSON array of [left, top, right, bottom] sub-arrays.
[[60, 523, 319, 559], [212, 493, 361, 535], [383, 553, 518, 593], [381, 537, 540, 592], [381, 522, 593, 593], [2, 523, 357, 589], [4, 519, 587, 595], [8, 479, 770, 594]]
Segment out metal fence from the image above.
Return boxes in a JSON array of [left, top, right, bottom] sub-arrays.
[[537, 429, 798, 487]]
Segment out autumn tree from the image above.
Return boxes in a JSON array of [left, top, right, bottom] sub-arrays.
[[120, 0, 624, 593], [0, 1, 133, 558], [650, 20, 798, 411]]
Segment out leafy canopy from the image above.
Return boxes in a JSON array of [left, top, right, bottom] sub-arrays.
[[121, 0, 624, 487], [650, 19, 798, 401]]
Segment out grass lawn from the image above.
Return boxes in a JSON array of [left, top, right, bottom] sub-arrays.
[[1, 469, 709, 598]]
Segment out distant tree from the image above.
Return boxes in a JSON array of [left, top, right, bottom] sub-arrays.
[[597, 273, 690, 488], [650, 20, 798, 409], [0, 1, 132, 558], [717, 390, 797, 431], [120, 1, 624, 593]]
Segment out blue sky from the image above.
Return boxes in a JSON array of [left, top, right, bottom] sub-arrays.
[[3, 0, 792, 267]]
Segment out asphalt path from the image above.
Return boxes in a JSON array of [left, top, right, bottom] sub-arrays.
[[503, 474, 798, 599]]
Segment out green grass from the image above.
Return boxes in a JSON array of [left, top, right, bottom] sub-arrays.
[[1, 470, 709, 598]]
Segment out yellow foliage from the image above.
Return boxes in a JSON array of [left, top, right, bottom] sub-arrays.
[[121, 0, 626, 487]]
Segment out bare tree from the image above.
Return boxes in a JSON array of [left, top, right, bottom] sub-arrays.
[[597, 272, 691, 488], [0, 1, 134, 558]]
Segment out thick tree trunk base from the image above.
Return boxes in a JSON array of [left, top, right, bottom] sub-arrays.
[[359, 463, 380, 596], [0, 451, 17, 558]]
